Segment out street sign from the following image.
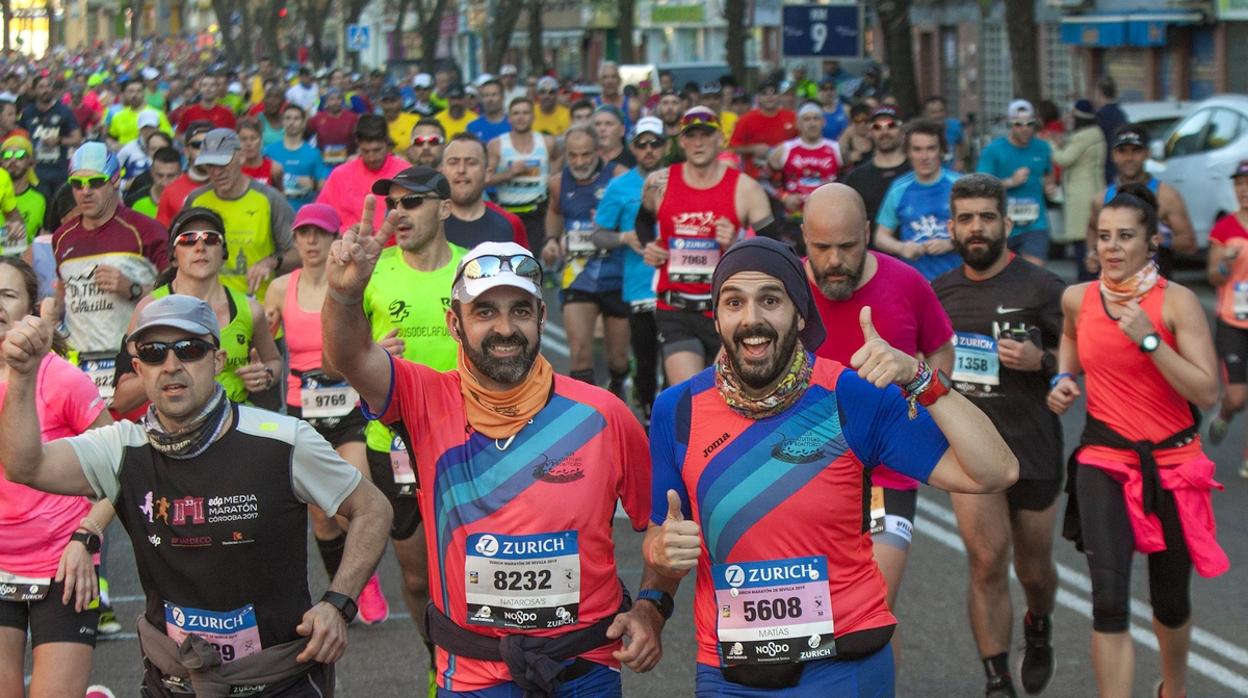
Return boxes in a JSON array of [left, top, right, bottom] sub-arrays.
[[782, 4, 862, 58], [347, 24, 371, 52]]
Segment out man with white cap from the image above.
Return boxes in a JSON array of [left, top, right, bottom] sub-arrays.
[[0, 293, 392, 697], [412, 73, 437, 117], [532, 76, 571, 137], [107, 78, 172, 148], [324, 218, 676, 694], [115, 110, 165, 189], [975, 99, 1054, 266], [767, 102, 842, 228], [499, 64, 526, 108], [184, 128, 296, 297], [51, 141, 168, 402]]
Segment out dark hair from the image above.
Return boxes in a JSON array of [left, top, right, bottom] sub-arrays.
[[849, 102, 871, 119], [185, 120, 215, 140], [235, 116, 262, 136], [508, 96, 534, 111], [120, 78, 141, 92], [569, 98, 593, 115], [31, 74, 53, 89], [1104, 182, 1159, 247], [446, 132, 487, 158], [950, 173, 1007, 217], [1036, 100, 1060, 125], [281, 103, 306, 118], [923, 95, 946, 109], [0, 256, 68, 357], [152, 146, 183, 166], [682, 81, 701, 95], [903, 118, 948, 154], [1097, 75, 1117, 100], [414, 117, 446, 138], [354, 114, 390, 144], [145, 131, 173, 151]]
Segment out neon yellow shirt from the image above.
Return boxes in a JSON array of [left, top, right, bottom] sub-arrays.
[[387, 113, 421, 155], [108, 107, 173, 146], [533, 104, 571, 136], [435, 108, 479, 139]]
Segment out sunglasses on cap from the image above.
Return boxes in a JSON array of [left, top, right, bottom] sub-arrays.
[[2, 148, 26, 159], [385, 194, 438, 211], [411, 134, 444, 146], [174, 230, 224, 247], [68, 174, 110, 190], [680, 111, 718, 130], [135, 338, 217, 365], [871, 120, 898, 131], [455, 253, 543, 287]]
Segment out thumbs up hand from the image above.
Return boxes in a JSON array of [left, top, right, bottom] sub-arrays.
[[2, 297, 57, 375], [235, 346, 274, 393], [849, 306, 920, 388], [647, 489, 702, 579]]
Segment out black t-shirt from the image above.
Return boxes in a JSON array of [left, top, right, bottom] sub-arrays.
[[20, 102, 79, 179], [445, 207, 516, 249], [844, 159, 911, 228], [932, 256, 1066, 480]]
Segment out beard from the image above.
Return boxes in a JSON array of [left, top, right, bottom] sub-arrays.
[[954, 233, 1006, 271], [726, 319, 800, 390], [464, 330, 541, 385], [811, 256, 865, 302]]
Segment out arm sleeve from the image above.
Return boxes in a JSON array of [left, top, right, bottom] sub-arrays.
[[875, 182, 903, 231], [836, 370, 948, 482], [648, 385, 693, 526], [64, 421, 145, 502], [263, 186, 295, 256], [290, 419, 363, 516], [614, 402, 654, 532]]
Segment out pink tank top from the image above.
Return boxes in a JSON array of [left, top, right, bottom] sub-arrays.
[[283, 269, 324, 406]]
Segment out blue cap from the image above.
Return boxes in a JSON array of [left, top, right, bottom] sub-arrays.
[[69, 141, 119, 177]]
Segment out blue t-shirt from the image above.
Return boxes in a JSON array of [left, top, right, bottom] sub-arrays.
[[467, 115, 511, 143], [595, 168, 655, 305], [943, 118, 964, 164], [264, 140, 329, 211], [822, 103, 849, 141], [877, 169, 963, 281], [976, 136, 1052, 235]]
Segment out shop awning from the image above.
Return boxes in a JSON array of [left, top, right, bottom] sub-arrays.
[[1060, 10, 1203, 47]]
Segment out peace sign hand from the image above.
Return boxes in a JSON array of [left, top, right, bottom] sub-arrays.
[[327, 195, 397, 302]]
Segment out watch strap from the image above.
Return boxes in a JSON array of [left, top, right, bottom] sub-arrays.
[[636, 589, 674, 620], [321, 590, 358, 623], [915, 370, 951, 408], [70, 530, 101, 553]]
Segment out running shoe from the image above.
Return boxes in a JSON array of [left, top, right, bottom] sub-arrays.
[[356, 572, 389, 625], [985, 675, 1018, 698], [1208, 415, 1230, 445], [85, 686, 117, 698], [96, 604, 122, 636], [1020, 613, 1055, 694]]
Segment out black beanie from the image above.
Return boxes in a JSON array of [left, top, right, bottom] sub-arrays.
[[711, 237, 826, 350]]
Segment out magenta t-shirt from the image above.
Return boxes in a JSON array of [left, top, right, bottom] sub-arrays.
[[315, 154, 410, 233], [0, 353, 107, 577], [810, 251, 954, 490]]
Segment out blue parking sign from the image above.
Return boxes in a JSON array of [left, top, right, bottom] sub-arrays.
[[347, 24, 370, 52], [782, 4, 861, 58]]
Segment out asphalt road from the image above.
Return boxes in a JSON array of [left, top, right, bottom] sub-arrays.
[[35, 263, 1248, 697]]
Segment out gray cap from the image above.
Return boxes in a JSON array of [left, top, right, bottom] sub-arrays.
[[130, 295, 221, 344], [194, 128, 241, 167]]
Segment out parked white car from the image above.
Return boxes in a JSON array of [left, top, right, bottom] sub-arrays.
[[1146, 94, 1248, 248], [1121, 100, 1197, 151]]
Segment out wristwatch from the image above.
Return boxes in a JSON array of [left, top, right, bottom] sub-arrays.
[[70, 530, 102, 554], [1040, 352, 1057, 374], [635, 589, 674, 620], [128, 282, 143, 301], [321, 590, 358, 623], [1139, 333, 1161, 353], [915, 369, 952, 408]]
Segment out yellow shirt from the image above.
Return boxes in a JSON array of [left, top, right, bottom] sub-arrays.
[[387, 113, 421, 155], [107, 107, 174, 146], [435, 108, 478, 139], [533, 105, 571, 137], [720, 110, 739, 142]]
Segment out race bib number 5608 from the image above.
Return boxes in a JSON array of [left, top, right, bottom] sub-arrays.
[[713, 556, 835, 666]]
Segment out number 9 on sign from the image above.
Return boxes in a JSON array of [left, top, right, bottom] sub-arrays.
[[810, 23, 827, 53]]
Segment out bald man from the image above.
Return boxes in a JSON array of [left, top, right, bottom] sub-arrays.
[[801, 183, 955, 667]]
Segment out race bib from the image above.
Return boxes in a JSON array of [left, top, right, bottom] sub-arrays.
[[566, 221, 596, 259], [163, 602, 261, 662], [714, 556, 836, 666], [1233, 282, 1248, 320], [667, 238, 720, 283], [0, 568, 51, 602], [1007, 197, 1040, 226], [464, 531, 580, 630], [299, 373, 358, 419], [952, 332, 1000, 389], [282, 173, 308, 199], [323, 144, 348, 164], [80, 356, 116, 404], [390, 435, 415, 497], [868, 486, 886, 535]]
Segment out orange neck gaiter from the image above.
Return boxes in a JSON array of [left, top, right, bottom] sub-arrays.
[[457, 345, 554, 439]]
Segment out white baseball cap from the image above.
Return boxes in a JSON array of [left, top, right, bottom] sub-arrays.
[[632, 116, 664, 141], [499, 64, 518, 76], [1007, 99, 1035, 120], [137, 110, 161, 129], [452, 242, 543, 303], [413, 73, 433, 88]]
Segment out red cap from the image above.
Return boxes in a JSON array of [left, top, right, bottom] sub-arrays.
[[293, 203, 342, 235]]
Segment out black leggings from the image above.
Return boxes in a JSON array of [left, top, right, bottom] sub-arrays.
[[1076, 465, 1192, 633], [629, 310, 659, 418]]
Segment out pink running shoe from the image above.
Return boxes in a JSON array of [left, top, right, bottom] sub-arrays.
[[357, 572, 390, 625], [86, 686, 117, 698]]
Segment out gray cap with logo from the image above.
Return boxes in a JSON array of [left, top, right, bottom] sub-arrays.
[[130, 295, 221, 344]]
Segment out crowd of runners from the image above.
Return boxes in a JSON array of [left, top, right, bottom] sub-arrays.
[[0, 40, 1237, 698]]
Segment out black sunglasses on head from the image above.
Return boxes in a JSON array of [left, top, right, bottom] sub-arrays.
[[135, 338, 217, 365]]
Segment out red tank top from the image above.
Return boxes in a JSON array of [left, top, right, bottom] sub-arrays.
[[242, 158, 278, 188], [1077, 280, 1202, 465], [781, 137, 841, 201], [282, 269, 324, 406], [656, 163, 741, 310]]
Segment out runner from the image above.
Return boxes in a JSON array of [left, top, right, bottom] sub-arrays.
[[20, 74, 82, 196], [933, 174, 1065, 697], [1048, 183, 1227, 698], [434, 84, 478, 139], [466, 79, 511, 144], [594, 61, 639, 128], [542, 125, 629, 394], [728, 78, 797, 182], [2, 135, 45, 244], [106, 78, 172, 147], [264, 104, 328, 211], [638, 106, 777, 386], [307, 88, 358, 169], [317, 114, 410, 232], [440, 133, 530, 249], [1206, 159, 1248, 478], [324, 228, 672, 695], [843, 106, 910, 228], [976, 100, 1054, 267], [592, 105, 636, 170], [488, 97, 559, 254], [0, 256, 114, 698], [381, 87, 420, 157], [645, 235, 1016, 695], [172, 72, 236, 133], [115, 114, 171, 192], [767, 102, 841, 227], [1088, 125, 1197, 278], [155, 120, 213, 226], [128, 146, 181, 219], [407, 119, 446, 169], [874, 119, 963, 281], [0, 292, 392, 697], [801, 183, 954, 668], [237, 117, 284, 189], [532, 77, 571, 137], [263, 203, 390, 627]]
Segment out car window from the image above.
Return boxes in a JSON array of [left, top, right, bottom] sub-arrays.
[[1203, 108, 1242, 151], [1165, 109, 1212, 158]]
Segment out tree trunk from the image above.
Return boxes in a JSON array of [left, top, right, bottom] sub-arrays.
[[526, 0, 544, 76], [211, 0, 243, 64], [130, 0, 145, 43], [1003, 0, 1041, 105], [877, 0, 919, 118], [392, 0, 413, 61], [298, 0, 333, 66], [1, 0, 11, 53], [723, 0, 746, 84], [45, 0, 56, 53], [416, 0, 450, 73], [617, 0, 636, 63], [483, 0, 525, 74]]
